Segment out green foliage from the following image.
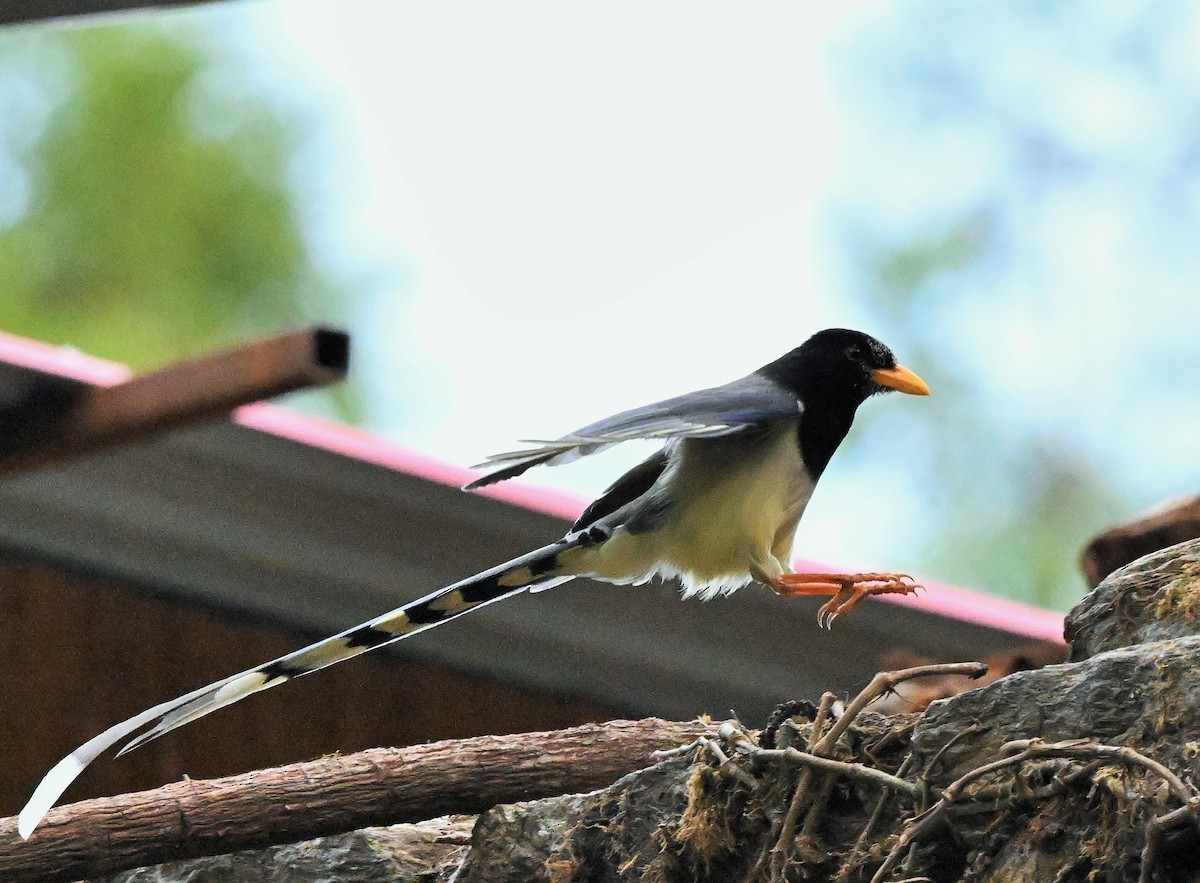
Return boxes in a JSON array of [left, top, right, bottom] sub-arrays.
[[0, 19, 355, 418]]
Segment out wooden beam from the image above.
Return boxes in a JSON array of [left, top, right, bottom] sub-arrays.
[[0, 326, 349, 476], [0, 718, 717, 883]]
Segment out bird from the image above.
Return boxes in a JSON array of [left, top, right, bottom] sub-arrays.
[[19, 327, 929, 838]]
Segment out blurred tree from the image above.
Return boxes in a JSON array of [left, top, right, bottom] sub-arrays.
[[822, 0, 1200, 609], [861, 219, 1127, 608], [0, 18, 357, 419]]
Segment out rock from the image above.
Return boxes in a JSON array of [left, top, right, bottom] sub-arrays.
[[455, 714, 912, 883], [92, 815, 473, 883], [912, 636, 1200, 777], [451, 634, 1200, 882], [453, 792, 591, 883], [1065, 538, 1200, 661]]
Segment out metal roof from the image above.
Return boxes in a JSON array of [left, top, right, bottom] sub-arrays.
[[1, 0, 213, 26], [0, 332, 1064, 722]]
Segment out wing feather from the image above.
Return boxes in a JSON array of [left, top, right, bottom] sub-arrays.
[[466, 374, 796, 489]]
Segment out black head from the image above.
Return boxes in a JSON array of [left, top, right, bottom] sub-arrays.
[[758, 328, 930, 410]]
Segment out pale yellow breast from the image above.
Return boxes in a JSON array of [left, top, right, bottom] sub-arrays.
[[568, 422, 813, 597]]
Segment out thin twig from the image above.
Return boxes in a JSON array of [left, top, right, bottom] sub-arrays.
[[732, 664, 986, 883], [810, 692, 839, 750], [796, 693, 842, 842], [1142, 798, 1200, 883], [834, 755, 917, 882], [699, 736, 758, 788], [651, 733, 757, 788], [651, 738, 706, 760], [919, 723, 983, 781], [872, 739, 1200, 883], [801, 773, 839, 838], [814, 663, 987, 757], [768, 692, 840, 877], [998, 740, 1195, 809], [758, 748, 921, 798]]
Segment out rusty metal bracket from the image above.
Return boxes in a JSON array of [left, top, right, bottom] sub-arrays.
[[0, 326, 349, 476]]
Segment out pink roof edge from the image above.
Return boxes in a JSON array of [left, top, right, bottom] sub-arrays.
[[0, 330, 1066, 644]]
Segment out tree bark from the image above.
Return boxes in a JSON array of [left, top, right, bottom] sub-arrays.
[[0, 718, 717, 883]]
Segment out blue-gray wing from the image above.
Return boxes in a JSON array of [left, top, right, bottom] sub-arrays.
[[465, 373, 798, 489]]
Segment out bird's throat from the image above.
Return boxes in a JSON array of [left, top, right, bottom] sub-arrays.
[[797, 407, 856, 480]]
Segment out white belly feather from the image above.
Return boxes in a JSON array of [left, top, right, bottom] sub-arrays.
[[565, 422, 815, 600]]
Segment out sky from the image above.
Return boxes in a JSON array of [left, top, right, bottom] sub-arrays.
[[150, 0, 1200, 608], [242, 2, 911, 553]]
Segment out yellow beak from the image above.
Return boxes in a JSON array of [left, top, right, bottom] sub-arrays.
[[872, 364, 930, 396]]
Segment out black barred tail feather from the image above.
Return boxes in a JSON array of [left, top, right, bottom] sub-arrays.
[[18, 539, 580, 839]]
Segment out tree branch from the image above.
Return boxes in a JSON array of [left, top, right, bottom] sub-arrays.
[[0, 717, 716, 883]]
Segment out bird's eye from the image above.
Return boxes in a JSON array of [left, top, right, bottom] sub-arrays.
[[846, 345, 863, 360]]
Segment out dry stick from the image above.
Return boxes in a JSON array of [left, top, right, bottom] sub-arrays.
[[770, 692, 839, 876], [1142, 799, 1200, 883], [1001, 740, 1200, 883], [870, 739, 1200, 883], [700, 736, 758, 788], [0, 718, 717, 883], [792, 665, 984, 876], [833, 755, 918, 883], [724, 744, 923, 878], [918, 724, 983, 783], [738, 693, 835, 883], [801, 774, 839, 839], [814, 663, 988, 758], [799, 693, 841, 841], [997, 740, 1195, 807], [810, 692, 839, 750], [733, 663, 986, 883], [947, 759, 1102, 817], [651, 735, 756, 788], [724, 667, 979, 883], [738, 748, 922, 798]]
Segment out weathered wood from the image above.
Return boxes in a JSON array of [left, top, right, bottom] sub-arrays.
[[0, 718, 716, 883], [1080, 495, 1200, 587]]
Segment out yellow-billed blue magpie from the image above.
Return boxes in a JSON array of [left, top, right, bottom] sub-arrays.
[[20, 327, 928, 837]]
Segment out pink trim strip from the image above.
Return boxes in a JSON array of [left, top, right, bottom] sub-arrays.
[[0, 331, 1065, 643], [0, 331, 131, 385], [235, 403, 590, 523]]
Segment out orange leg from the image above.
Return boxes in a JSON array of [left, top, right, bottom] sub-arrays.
[[769, 572, 921, 628]]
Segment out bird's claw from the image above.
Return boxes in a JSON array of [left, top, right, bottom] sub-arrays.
[[814, 575, 922, 630]]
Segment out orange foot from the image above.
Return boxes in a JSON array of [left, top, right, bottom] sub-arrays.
[[769, 572, 921, 629]]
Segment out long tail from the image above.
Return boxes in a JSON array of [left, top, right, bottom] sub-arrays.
[[18, 539, 580, 839]]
